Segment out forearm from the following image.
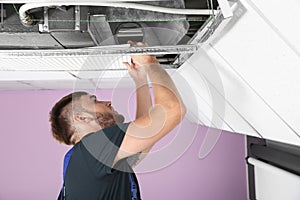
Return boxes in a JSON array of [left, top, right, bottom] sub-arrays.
[[135, 80, 152, 118], [133, 79, 153, 164], [145, 63, 184, 111]]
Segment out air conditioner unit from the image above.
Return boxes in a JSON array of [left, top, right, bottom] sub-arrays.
[[0, 0, 233, 89]]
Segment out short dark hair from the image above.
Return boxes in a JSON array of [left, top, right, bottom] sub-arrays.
[[49, 91, 88, 145]]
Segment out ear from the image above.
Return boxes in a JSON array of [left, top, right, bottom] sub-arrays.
[[74, 114, 93, 123]]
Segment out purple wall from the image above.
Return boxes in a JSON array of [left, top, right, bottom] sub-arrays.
[[0, 90, 247, 200]]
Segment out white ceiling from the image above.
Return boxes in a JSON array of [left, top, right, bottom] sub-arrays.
[[0, 51, 131, 90]]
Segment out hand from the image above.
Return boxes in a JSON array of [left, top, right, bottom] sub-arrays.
[[123, 60, 148, 85], [123, 41, 158, 85], [126, 41, 159, 67]]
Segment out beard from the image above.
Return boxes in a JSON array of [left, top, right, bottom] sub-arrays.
[[113, 113, 125, 124], [95, 111, 125, 128]]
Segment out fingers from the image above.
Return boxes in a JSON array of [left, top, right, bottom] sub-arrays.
[[127, 40, 134, 46], [127, 41, 157, 66], [123, 62, 132, 71], [127, 40, 147, 47], [130, 58, 137, 66]]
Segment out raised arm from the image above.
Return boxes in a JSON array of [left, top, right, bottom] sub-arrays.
[[123, 60, 152, 118], [123, 57, 153, 165], [114, 42, 186, 164]]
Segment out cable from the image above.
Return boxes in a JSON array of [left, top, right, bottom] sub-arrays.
[[12, 4, 19, 15]]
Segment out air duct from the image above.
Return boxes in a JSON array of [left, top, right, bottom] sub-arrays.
[[19, 2, 217, 26]]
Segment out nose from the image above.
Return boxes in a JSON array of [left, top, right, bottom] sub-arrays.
[[100, 101, 111, 107]]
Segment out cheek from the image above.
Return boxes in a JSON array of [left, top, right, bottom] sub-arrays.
[[95, 105, 109, 113]]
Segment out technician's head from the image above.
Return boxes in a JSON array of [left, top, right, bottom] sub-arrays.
[[49, 91, 124, 145]]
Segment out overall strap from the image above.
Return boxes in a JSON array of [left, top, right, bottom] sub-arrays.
[[63, 147, 75, 179], [58, 147, 74, 200], [129, 173, 138, 200]]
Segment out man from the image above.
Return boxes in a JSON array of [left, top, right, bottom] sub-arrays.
[[50, 42, 186, 200]]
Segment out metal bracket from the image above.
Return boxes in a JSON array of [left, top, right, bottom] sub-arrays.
[[38, 7, 49, 32], [1, 44, 199, 57], [74, 5, 80, 31], [0, 3, 5, 30], [39, 6, 81, 32], [216, 0, 233, 18]]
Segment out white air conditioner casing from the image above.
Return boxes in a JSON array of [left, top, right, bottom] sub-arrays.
[[173, 0, 300, 147]]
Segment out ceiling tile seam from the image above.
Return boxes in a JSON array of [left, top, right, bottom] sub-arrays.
[[17, 80, 45, 90], [184, 59, 235, 133], [209, 44, 296, 139]]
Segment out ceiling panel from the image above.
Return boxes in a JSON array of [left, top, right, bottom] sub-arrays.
[[26, 79, 95, 90], [0, 81, 36, 90], [0, 71, 75, 80]]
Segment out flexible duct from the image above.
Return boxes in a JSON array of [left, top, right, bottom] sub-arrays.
[[19, 2, 217, 26]]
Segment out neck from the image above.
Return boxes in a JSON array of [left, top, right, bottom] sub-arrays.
[[73, 126, 102, 144]]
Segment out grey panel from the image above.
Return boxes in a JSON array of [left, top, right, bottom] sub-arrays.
[[88, 15, 116, 46], [50, 31, 95, 48], [0, 32, 62, 49]]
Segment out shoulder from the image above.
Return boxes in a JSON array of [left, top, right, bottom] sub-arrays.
[[82, 123, 130, 142], [78, 123, 132, 169]]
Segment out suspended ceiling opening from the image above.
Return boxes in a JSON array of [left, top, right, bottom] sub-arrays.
[[0, 0, 225, 90], [0, 0, 219, 50]]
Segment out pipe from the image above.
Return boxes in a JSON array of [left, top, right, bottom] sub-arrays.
[[19, 2, 217, 26]]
